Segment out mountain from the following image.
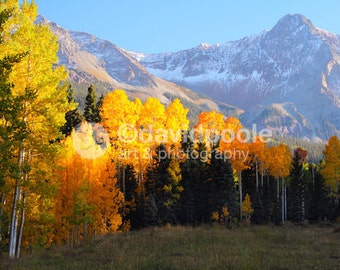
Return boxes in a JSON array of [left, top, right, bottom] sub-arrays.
[[129, 14, 340, 140], [37, 16, 231, 119], [39, 14, 340, 140]]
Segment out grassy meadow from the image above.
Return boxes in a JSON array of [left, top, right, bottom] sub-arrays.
[[1, 223, 340, 270]]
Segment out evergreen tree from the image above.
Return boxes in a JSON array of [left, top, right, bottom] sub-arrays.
[[142, 194, 159, 226], [209, 150, 237, 221], [288, 148, 308, 223], [262, 175, 277, 223], [84, 85, 98, 123], [61, 85, 82, 137], [194, 142, 211, 224], [122, 165, 139, 229], [307, 164, 332, 223], [95, 94, 105, 123], [251, 190, 266, 224], [178, 132, 196, 225], [242, 163, 266, 224], [179, 140, 210, 225], [144, 144, 183, 225]]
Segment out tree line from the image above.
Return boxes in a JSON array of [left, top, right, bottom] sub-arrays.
[[60, 85, 340, 233]]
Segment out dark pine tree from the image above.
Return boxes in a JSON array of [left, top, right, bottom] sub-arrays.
[[60, 85, 82, 137], [122, 165, 139, 229], [144, 144, 183, 226], [94, 94, 104, 123], [242, 162, 266, 224], [142, 193, 159, 227], [178, 133, 211, 226], [209, 149, 237, 221], [189, 141, 210, 225], [307, 164, 332, 223], [262, 174, 277, 224], [178, 132, 196, 225], [84, 85, 98, 123], [288, 147, 308, 223], [251, 189, 266, 224]]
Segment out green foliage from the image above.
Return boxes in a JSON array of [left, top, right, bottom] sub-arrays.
[[288, 148, 308, 223], [84, 85, 97, 123], [60, 85, 82, 137], [122, 164, 139, 228], [307, 165, 333, 223], [209, 149, 236, 220], [144, 145, 183, 225], [70, 182, 94, 227], [83, 85, 102, 123], [0, 9, 30, 250], [178, 138, 211, 225]]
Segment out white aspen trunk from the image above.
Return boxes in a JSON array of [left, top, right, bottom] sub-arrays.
[[15, 149, 30, 259], [8, 183, 19, 258], [9, 146, 25, 258], [16, 191, 26, 258], [9, 88, 28, 259]]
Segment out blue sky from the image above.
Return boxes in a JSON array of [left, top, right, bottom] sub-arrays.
[[34, 0, 340, 53]]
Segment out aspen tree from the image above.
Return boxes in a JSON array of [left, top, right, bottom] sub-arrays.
[[322, 135, 340, 205], [0, 1, 71, 257]]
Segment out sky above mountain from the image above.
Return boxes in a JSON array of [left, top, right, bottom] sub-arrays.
[[33, 0, 340, 54]]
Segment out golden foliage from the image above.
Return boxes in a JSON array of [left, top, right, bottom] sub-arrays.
[[322, 135, 340, 192]]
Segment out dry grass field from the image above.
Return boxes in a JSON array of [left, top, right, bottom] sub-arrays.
[[1, 223, 340, 270]]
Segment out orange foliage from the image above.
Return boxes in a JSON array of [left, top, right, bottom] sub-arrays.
[[54, 126, 125, 245], [322, 135, 340, 192], [266, 143, 291, 179], [220, 116, 249, 173], [195, 110, 225, 147]]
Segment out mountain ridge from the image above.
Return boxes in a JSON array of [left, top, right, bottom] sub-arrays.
[[37, 15, 231, 119], [129, 14, 340, 140], [39, 14, 340, 141]]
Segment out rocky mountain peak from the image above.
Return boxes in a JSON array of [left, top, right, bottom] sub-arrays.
[[130, 14, 340, 140], [266, 14, 316, 39]]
